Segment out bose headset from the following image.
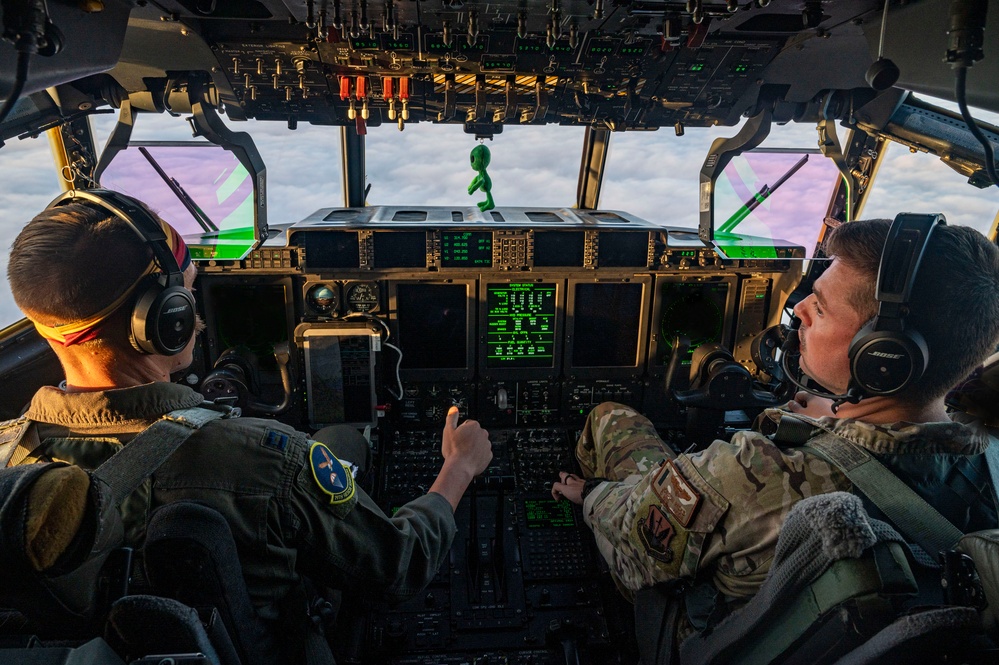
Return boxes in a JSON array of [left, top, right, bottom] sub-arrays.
[[781, 212, 945, 406], [47, 189, 197, 356]]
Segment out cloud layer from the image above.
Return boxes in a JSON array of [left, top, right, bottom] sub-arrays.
[[2, 101, 997, 328]]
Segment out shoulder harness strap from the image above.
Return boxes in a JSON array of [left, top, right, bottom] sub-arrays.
[[0, 418, 40, 468], [776, 414, 965, 558], [92, 404, 233, 507]]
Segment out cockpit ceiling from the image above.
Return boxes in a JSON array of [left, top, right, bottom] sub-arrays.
[[111, 0, 884, 129], [3, 0, 999, 132]]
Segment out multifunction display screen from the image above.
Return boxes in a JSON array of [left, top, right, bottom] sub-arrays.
[[571, 282, 644, 368], [485, 283, 556, 368], [658, 281, 730, 364], [524, 499, 575, 528], [441, 231, 492, 268], [396, 283, 469, 369]]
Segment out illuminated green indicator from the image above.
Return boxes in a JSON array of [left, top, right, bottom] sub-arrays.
[[482, 58, 516, 70], [549, 44, 573, 53], [756, 294, 766, 298], [441, 231, 492, 267], [524, 499, 575, 528], [689, 63, 705, 72], [460, 41, 486, 52], [486, 283, 557, 368], [518, 43, 543, 52], [350, 38, 380, 50], [733, 63, 749, 73], [589, 46, 614, 54], [620, 45, 647, 55], [386, 38, 414, 50]]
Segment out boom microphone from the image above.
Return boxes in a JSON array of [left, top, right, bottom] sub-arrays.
[[779, 316, 865, 410]]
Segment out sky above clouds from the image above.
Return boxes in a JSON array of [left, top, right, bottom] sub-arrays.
[[1, 98, 997, 327]]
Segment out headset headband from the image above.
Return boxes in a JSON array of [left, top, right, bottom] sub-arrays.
[[869, 213, 943, 333], [50, 189, 187, 288]]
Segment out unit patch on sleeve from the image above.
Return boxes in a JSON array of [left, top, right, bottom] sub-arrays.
[[638, 504, 676, 563], [651, 460, 702, 527], [308, 442, 356, 505]]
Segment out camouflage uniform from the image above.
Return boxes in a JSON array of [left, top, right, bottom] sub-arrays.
[[2, 382, 455, 652], [578, 402, 997, 602]]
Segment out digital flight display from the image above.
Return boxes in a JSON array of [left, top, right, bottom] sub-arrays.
[[571, 282, 644, 368], [373, 231, 427, 269], [441, 231, 492, 268], [534, 231, 585, 267], [396, 283, 469, 369], [300, 232, 359, 270], [485, 283, 557, 368], [658, 281, 729, 364], [524, 499, 575, 528]]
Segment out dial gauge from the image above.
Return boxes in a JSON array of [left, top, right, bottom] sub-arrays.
[[306, 283, 339, 314], [345, 282, 380, 313]]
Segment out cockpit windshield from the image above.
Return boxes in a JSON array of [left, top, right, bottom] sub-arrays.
[[100, 142, 257, 259]]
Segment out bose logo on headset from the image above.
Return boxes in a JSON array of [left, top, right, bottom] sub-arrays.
[[47, 189, 198, 357], [870, 351, 905, 360]]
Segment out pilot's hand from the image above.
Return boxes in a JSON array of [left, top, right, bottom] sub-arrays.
[[552, 471, 585, 505], [786, 391, 837, 418], [441, 406, 492, 476]]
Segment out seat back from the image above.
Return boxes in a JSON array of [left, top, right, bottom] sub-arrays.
[[669, 492, 999, 665], [1, 466, 278, 664], [140, 501, 282, 665]]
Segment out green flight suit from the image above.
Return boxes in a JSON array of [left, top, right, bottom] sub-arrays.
[[6, 382, 455, 641]]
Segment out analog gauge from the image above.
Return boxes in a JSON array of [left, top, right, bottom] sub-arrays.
[[306, 283, 339, 315], [345, 282, 380, 313]]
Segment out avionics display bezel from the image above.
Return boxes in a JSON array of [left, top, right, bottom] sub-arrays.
[[565, 277, 652, 378], [388, 279, 477, 381], [200, 276, 295, 373], [646, 275, 738, 378], [478, 279, 562, 379]]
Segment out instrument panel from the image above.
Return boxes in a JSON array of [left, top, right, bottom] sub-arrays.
[[192, 206, 802, 664], [196, 206, 801, 432]]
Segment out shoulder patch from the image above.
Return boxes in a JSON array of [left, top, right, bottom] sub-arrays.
[[308, 442, 355, 505], [638, 504, 676, 563], [652, 460, 702, 527]]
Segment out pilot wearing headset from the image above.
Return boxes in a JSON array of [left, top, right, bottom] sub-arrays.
[[2, 190, 492, 662], [553, 216, 999, 644]]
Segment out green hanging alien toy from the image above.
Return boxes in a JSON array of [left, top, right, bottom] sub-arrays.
[[468, 143, 495, 212]]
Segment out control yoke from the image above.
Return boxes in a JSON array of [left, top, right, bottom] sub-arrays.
[[200, 343, 293, 415], [666, 336, 783, 446]]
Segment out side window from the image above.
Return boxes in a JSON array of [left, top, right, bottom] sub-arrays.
[[0, 134, 62, 328], [863, 99, 999, 237]]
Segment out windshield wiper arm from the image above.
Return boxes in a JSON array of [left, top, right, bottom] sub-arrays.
[[718, 154, 809, 235], [138, 146, 219, 234]]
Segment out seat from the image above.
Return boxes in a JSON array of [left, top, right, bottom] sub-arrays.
[[634, 492, 987, 665], [123, 501, 282, 665], [1, 467, 278, 664]]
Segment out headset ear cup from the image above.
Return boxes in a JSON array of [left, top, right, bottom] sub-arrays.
[[131, 278, 197, 356], [849, 325, 928, 396]]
